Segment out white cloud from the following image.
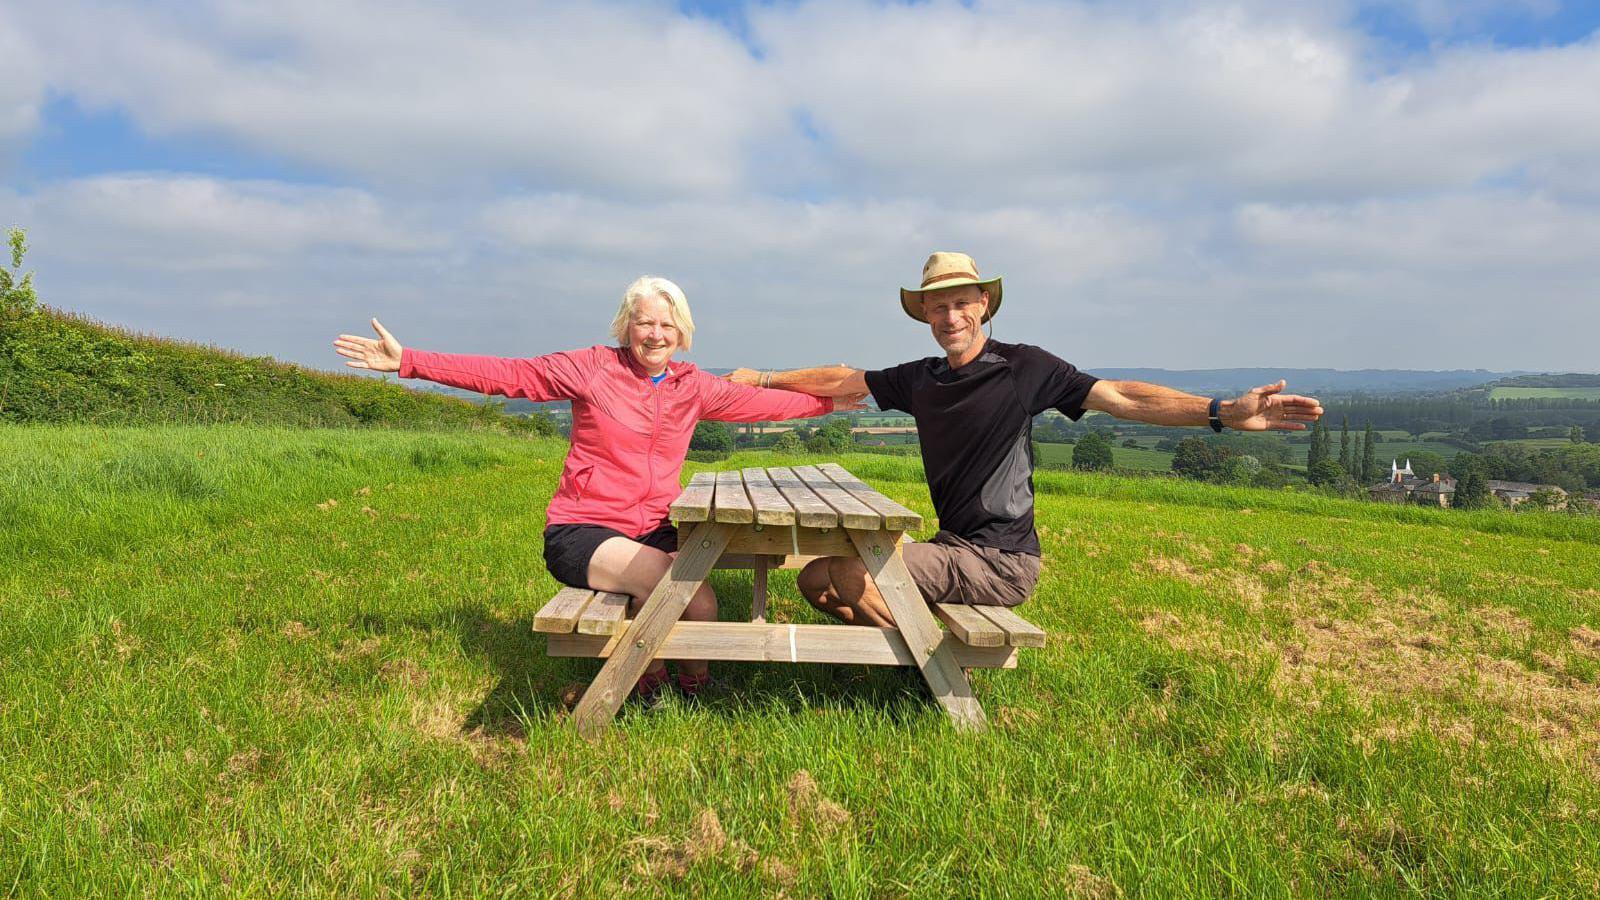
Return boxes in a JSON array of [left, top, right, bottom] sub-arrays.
[[752, 1, 1600, 202], [6, 175, 431, 271], [12, 0, 785, 195], [0, 13, 43, 160]]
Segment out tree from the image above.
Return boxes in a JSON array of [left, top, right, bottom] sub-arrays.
[[772, 430, 803, 452], [1306, 459, 1347, 490], [805, 418, 854, 453], [1338, 415, 1352, 474], [0, 227, 37, 320], [1524, 488, 1566, 512], [1220, 454, 1262, 485], [690, 421, 733, 452], [1171, 436, 1227, 481], [1071, 431, 1113, 471], [1361, 422, 1378, 483], [1122, 438, 1141, 448], [1573, 425, 1587, 444], [1307, 421, 1328, 471], [1453, 457, 1492, 510]]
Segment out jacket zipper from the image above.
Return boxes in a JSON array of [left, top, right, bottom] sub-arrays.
[[645, 378, 662, 535]]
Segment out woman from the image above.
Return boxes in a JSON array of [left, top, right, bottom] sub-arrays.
[[333, 276, 835, 701]]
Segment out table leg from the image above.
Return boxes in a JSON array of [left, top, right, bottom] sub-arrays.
[[570, 521, 736, 738], [846, 528, 987, 731], [750, 558, 769, 623]]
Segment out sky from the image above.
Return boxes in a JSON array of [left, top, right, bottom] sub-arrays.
[[2, 0, 1598, 374]]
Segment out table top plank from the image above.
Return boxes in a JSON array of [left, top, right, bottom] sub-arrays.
[[815, 463, 923, 531], [793, 465, 882, 530], [669, 471, 715, 522], [712, 470, 755, 524], [740, 467, 797, 526], [766, 466, 839, 528]]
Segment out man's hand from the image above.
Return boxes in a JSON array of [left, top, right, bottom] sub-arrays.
[[1223, 380, 1323, 431], [333, 319, 403, 373], [726, 368, 761, 386]]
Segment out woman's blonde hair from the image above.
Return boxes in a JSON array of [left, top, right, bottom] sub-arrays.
[[610, 276, 695, 352]]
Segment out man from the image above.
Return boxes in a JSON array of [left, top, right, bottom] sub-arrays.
[[730, 251, 1323, 627]]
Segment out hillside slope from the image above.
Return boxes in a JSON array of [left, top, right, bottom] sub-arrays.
[[3, 427, 1598, 894], [0, 307, 550, 433]]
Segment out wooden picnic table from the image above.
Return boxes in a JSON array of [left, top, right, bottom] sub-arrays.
[[536, 464, 1044, 738]]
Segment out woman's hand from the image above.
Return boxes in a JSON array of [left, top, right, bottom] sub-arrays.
[[836, 392, 869, 412], [333, 319, 403, 373]]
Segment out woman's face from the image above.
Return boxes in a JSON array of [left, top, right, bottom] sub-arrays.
[[626, 293, 680, 375]]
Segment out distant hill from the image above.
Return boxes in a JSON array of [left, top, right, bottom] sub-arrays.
[[1491, 373, 1600, 388], [1084, 368, 1517, 395], [0, 307, 553, 434]]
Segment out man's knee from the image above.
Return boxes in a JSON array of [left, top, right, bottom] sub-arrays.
[[825, 555, 866, 592], [797, 558, 832, 606]]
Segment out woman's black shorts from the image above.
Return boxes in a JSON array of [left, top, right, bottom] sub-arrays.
[[542, 522, 680, 589]]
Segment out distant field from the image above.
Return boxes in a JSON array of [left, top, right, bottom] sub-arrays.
[[1284, 440, 1462, 467], [1491, 387, 1600, 400], [1035, 442, 1176, 472], [7, 426, 1600, 894]]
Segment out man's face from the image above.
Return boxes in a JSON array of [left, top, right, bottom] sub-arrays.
[[921, 284, 988, 356]]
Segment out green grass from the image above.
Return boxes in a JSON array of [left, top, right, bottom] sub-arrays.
[[0, 307, 547, 434], [1490, 387, 1600, 400], [5, 424, 1600, 895]]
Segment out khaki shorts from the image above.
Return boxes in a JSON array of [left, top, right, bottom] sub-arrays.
[[900, 531, 1041, 608]]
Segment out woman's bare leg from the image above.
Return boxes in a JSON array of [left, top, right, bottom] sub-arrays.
[[586, 537, 717, 680]]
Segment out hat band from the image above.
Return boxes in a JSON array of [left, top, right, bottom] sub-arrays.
[[919, 270, 981, 289]]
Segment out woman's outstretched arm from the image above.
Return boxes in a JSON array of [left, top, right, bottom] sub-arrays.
[[332, 318, 593, 402]]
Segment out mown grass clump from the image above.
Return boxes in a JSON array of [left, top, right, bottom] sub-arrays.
[[3, 426, 1598, 895]]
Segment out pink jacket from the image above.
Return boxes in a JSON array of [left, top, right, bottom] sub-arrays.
[[399, 345, 832, 535]]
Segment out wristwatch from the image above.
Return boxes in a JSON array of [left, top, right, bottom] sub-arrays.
[[1208, 398, 1224, 433]]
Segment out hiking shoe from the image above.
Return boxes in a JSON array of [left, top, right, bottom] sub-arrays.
[[676, 672, 733, 703], [631, 668, 672, 706]]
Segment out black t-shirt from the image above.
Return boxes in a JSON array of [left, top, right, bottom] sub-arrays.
[[865, 340, 1099, 556]]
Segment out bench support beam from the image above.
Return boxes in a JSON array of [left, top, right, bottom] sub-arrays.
[[548, 622, 1018, 668], [848, 529, 988, 732], [569, 521, 734, 738]]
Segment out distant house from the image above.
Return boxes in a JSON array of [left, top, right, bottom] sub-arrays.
[[1368, 459, 1456, 507], [1486, 480, 1567, 508]]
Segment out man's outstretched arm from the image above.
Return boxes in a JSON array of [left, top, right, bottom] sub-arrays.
[[1087, 379, 1324, 431], [727, 365, 868, 399]]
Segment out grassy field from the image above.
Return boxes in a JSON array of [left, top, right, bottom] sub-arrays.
[[1490, 387, 1600, 401], [5, 425, 1600, 895]]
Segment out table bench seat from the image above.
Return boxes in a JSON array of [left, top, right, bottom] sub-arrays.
[[533, 587, 633, 636]]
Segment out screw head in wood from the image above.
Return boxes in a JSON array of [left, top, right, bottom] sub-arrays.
[[635, 640, 646, 648], [872, 545, 883, 556], [701, 540, 711, 548]]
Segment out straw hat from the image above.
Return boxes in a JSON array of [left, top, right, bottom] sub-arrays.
[[899, 251, 1003, 323]]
